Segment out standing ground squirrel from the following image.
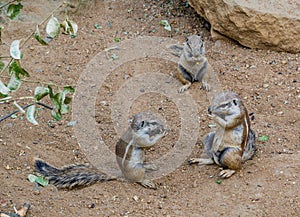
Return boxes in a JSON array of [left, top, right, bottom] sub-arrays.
[[35, 112, 167, 190], [168, 35, 213, 93], [189, 91, 256, 178]]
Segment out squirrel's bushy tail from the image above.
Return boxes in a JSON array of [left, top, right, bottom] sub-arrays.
[[34, 159, 115, 189], [242, 129, 257, 162]]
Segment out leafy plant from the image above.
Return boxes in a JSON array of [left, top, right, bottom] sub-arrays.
[[258, 135, 269, 142], [159, 20, 172, 32], [0, 1, 78, 124]]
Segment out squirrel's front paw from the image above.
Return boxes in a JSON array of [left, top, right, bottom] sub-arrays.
[[201, 81, 211, 92], [178, 85, 189, 93]]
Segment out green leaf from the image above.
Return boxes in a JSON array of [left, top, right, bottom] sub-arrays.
[[159, 20, 171, 32], [61, 103, 69, 114], [51, 92, 62, 110], [46, 16, 60, 38], [61, 17, 78, 36], [26, 104, 38, 125], [216, 179, 222, 184], [114, 37, 120, 42], [28, 174, 49, 187], [258, 135, 269, 142], [0, 26, 2, 44], [48, 85, 54, 97], [6, 3, 23, 20], [34, 26, 48, 45], [10, 40, 21, 59], [9, 60, 29, 77], [64, 96, 72, 104], [7, 71, 21, 91], [60, 20, 70, 33], [34, 86, 49, 101], [63, 86, 75, 94], [0, 80, 10, 97], [94, 23, 102, 29], [68, 20, 78, 36], [51, 109, 62, 121], [0, 59, 4, 71]]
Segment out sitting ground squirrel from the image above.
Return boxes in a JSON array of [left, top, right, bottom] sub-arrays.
[[116, 112, 167, 189], [168, 35, 213, 93], [189, 91, 256, 178], [35, 112, 167, 190]]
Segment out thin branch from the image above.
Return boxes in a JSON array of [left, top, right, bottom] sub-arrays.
[[37, 102, 53, 110], [0, 1, 67, 76], [0, 0, 17, 10], [0, 102, 53, 123], [20, 1, 67, 48], [0, 75, 68, 88], [0, 103, 33, 122]]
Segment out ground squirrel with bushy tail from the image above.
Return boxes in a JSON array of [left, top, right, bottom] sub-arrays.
[[35, 112, 167, 189]]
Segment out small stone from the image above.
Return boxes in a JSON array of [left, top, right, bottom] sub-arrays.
[[33, 190, 40, 195], [67, 121, 77, 127], [88, 203, 95, 208], [100, 101, 109, 106], [133, 195, 139, 201]]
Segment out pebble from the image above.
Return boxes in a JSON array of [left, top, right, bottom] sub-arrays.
[[33, 190, 40, 195], [133, 195, 139, 201]]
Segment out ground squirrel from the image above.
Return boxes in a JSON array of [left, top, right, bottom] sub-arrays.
[[168, 35, 212, 93], [116, 112, 167, 189], [189, 91, 256, 178], [35, 112, 166, 190]]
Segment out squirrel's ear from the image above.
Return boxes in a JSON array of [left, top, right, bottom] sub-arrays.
[[185, 36, 189, 42]]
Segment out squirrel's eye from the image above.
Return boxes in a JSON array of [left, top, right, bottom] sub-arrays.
[[233, 99, 238, 106], [140, 121, 145, 128]]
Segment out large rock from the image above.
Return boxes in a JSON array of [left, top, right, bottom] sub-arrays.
[[188, 0, 300, 53]]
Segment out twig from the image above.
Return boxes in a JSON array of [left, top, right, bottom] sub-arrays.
[[0, 0, 17, 10], [0, 1, 67, 76], [0, 102, 53, 123], [0, 75, 66, 88], [37, 101, 53, 110]]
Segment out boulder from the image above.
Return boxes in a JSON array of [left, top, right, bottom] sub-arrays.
[[188, 0, 300, 53]]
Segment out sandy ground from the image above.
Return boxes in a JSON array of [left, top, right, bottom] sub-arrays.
[[0, 0, 299, 216]]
